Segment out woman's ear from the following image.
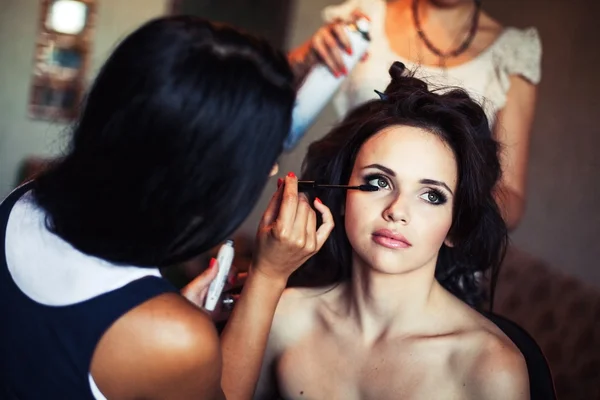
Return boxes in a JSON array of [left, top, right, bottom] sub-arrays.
[[443, 237, 454, 248]]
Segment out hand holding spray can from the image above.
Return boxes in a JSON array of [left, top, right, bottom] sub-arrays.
[[204, 240, 235, 312], [283, 17, 371, 151]]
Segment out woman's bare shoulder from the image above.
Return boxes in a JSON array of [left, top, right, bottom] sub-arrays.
[[277, 285, 341, 312], [479, 11, 504, 34], [270, 285, 342, 342], [465, 327, 529, 399], [91, 292, 224, 399], [255, 285, 344, 398], [449, 306, 529, 399], [476, 11, 505, 50]]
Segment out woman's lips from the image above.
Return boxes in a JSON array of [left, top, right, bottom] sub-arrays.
[[372, 229, 412, 249]]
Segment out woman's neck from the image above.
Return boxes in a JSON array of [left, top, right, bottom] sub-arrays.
[[342, 252, 445, 343], [389, 0, 477, 34]]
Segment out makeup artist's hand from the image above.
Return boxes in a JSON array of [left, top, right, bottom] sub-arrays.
[[288, 10, 370, 83], [253, 172, 334, 283], [180, 258, 218, 308], [180, 259, 243, 322], [308, 10, 371, 75]]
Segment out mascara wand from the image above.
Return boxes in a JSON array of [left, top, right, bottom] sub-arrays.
[[298, 181, 379, 192]]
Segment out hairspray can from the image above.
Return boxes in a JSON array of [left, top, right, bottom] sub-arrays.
[[283, 18, 371, 151]]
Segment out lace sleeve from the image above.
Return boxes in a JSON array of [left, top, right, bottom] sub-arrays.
[[486, 27, 542, 113], [499, 27, 543, 86]]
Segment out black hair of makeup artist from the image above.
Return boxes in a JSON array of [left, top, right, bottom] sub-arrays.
[[32, 16, 295, 267], [291, 61, 507, 308]]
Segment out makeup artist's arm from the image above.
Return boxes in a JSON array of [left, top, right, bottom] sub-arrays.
[[493, 75, 537, 230], [220, 174, 334, 400]]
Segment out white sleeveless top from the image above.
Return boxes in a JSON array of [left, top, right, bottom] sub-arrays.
[[5, 190, 164, 399], [323, 0, 542, 127]]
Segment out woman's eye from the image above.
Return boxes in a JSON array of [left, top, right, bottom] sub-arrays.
[[367, 176, 390, 189], [419, 190, 446, 205]]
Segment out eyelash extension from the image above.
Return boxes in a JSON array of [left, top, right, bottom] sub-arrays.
[[364, 173, 391, 189], [424, 188, 448, 205]]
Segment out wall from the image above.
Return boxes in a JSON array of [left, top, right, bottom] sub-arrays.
[[0, 0, 168, 197]]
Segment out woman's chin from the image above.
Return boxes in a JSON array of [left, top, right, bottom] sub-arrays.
[[354, 252, 416, 276]]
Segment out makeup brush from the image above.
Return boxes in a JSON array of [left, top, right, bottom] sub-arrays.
[[298, 181, 379, 192]]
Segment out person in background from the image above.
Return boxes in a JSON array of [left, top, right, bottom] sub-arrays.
[[289, 0, 542, 230], [0, 16, 334, 399]]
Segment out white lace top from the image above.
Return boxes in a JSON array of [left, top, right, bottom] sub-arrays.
[[323, 0, 542, 127]]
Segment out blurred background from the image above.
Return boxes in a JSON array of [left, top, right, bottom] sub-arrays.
[[1, 0, 598, 398]]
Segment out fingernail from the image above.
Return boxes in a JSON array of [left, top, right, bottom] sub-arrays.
[[342, 67, 348, 76], [315, 197, 322, 204], [347, 47, 353, 55], [287, 172, 296, 178], [209, 258, 217, 269], [277, 178, 283, 188], [228, 274, 236, 286]]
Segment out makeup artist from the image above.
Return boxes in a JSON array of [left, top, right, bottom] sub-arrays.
[[0, 16, 333, 400], [289, 0, 542, 230]]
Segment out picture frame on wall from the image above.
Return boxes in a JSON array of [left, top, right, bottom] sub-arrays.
[[28, 0, 96, 122]]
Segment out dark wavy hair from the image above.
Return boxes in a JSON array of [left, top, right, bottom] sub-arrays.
[[290, 62, 507, 308], [32, 16, 295, 267]]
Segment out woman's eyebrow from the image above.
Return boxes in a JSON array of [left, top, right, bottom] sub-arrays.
[[362, 163, 395, 177], [419, 178, 453, 195]]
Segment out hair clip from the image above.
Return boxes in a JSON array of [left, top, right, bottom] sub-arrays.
[[374, 89, 388, 101]]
